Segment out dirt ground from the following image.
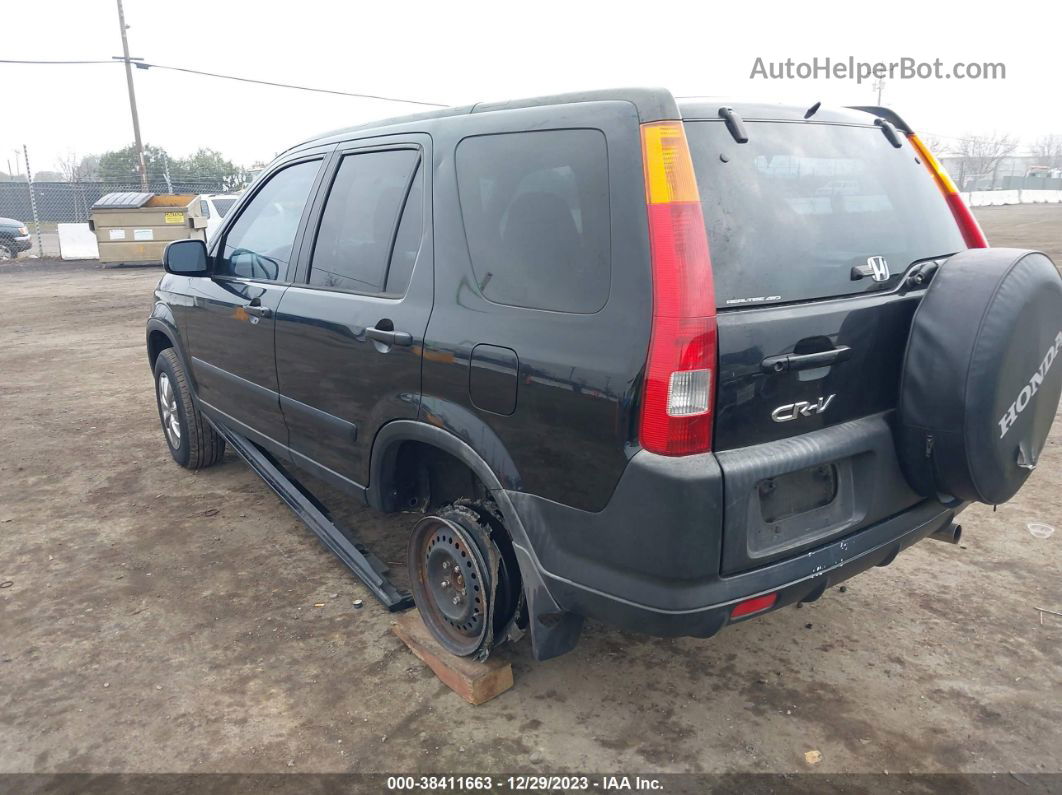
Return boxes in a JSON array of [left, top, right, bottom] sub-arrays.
[[1, 205, 1060, 778]]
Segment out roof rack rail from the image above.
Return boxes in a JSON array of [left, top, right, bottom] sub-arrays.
[[471, 87, 680, 123], [283, 88, 683, 157]]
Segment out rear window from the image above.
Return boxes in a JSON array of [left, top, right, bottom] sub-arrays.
[[456, 129, 611, 313], [685, 121, 966, 308]]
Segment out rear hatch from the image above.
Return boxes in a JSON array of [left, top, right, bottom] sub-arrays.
[[683, 108, 970, 573]]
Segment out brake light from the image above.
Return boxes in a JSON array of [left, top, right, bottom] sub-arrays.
[[639, 121, 717, 456], [908, 134, 988, 249], [730, 593, 777, 619]]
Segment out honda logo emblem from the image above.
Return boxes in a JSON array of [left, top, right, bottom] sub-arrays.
[[866, 255, 891, 282]]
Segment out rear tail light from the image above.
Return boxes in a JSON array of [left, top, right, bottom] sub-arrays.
[[638, 121, 717, 456], [730, 592, 777, 619], [908, 134, 988, 249]]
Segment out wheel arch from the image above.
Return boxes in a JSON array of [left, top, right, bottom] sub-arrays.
[[145, 316, 194, 382], [367, 418, 517, 513], [147, 327, 173, 367], [368, 418, 582, 660]]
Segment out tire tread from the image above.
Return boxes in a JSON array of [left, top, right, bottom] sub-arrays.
[[155, 348, 225, 470]]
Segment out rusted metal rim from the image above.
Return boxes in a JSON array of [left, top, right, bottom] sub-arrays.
[[408, 515, 491, 657]]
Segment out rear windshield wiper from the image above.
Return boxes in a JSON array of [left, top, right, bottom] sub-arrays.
[[901, 254, 960, 290], [875, 117, 904, 148], [718, 107, 749, 144]]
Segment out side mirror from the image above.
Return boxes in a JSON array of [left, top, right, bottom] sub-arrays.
[[163, 239, 210, 275]]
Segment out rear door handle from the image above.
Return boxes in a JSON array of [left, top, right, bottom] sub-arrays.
[[366, 326, 413, 347], [245, 304, 272, 319], [761, 345, 851, 373]]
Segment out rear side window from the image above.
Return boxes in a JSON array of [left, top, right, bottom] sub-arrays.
[[310, 149, 420, 294], [685, 121, 966, 308], [456, 129, 610, 313]]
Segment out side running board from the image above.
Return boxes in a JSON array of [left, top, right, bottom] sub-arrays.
[[214, 423, 414, 612]]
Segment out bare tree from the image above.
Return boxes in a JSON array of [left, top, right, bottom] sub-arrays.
[[57, 152, 79, 182], [950, 133, 1019, 190], [1030, 135, 1062, 170], [56, 151, 101, 220], [57, 151, 100, 183], [919, 134, 951, 159]]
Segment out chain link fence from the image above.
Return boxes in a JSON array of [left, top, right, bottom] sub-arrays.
[[1, 172, 240, 258]]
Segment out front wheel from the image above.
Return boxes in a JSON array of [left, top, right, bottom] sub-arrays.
[[0, 242, 15, 261], [153, 348, 225, 470]]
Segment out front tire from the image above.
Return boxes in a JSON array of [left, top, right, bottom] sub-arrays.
[[153, 348, 225, 470]]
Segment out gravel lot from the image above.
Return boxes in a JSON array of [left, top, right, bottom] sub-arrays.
[[1, 205, 1060, 778]]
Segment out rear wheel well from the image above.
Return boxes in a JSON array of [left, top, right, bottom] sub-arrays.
[[147, 330, 174, 368], [386, 441, 492, 513]]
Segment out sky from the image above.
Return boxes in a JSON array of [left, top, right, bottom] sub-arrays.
[[3, 0, 1060, 176]]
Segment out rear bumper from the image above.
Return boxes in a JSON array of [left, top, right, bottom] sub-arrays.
[[507, 414, 966, 640], [526, 497, 959, 638]]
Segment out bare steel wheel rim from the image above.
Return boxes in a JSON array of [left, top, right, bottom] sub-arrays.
[[409, 516, 491, 657], [157, 372, 181, 448]]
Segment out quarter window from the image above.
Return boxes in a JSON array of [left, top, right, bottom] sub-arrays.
[[309, 149, 421, 294], [456, 129, 611, 313], [217, 160, 320, 280]]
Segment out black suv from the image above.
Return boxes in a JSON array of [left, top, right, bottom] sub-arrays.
[[148, 88, 1062, 661]]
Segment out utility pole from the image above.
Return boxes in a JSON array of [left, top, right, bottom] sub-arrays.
[[161, 152, 173, 194], [116, 0, 148, 190], [873, 78, 886, 105]]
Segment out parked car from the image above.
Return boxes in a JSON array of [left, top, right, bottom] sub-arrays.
[[0, 217, 32, 259], [146, 89, 1062, 662], [198, 193, 241, 242]]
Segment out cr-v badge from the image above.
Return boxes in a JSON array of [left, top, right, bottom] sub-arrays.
[[771, 395, 836, 423]]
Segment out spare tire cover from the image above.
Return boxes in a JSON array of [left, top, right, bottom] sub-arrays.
[[897, 248, 1062, 505]]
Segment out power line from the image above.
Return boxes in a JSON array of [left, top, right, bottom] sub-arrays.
[[140, 61, 449, 107], [0, 56, 449, 107], [0, 58, 116, 64]]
